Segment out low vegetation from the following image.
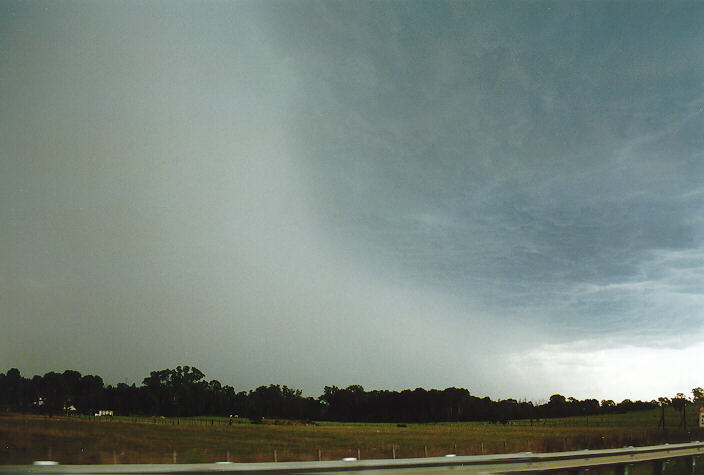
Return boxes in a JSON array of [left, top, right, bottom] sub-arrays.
[[1, 407, 703, 465], [3, 366, 695, 424], [3, 366, 703, 465]]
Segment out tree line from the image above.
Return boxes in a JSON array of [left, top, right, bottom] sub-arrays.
[[1, 366, 700, 423]]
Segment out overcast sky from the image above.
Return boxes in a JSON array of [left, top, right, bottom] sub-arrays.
[[2, 1, 704, 402]]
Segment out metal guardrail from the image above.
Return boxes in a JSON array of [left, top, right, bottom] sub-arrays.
[[2, 441, 704, 473]]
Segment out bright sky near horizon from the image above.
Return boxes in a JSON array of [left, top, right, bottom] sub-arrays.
[[2, 1, 704, 403]]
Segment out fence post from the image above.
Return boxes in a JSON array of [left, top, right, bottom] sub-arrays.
[[614, 463, 629, 475], [273, 449, 277, 462], [317, 448, 321, 461], [392, 446, 396, 459], [651, 459, 664, 473]]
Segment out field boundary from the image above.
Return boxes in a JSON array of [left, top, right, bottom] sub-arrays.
[[2, 441, 703, 473]]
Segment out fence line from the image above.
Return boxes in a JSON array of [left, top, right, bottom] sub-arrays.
[[2, 441, 703, 473]]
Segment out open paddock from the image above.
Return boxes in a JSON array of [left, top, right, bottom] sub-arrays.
[[1, 408, 703, 465]]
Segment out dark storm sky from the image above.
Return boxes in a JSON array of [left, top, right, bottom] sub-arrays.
[[2, 1, 704, 401]]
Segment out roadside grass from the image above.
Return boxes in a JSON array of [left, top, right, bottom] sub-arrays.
[[1, 407, 702, 465]]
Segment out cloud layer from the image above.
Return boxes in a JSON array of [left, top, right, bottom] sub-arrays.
[[2, 1, 704, 401]]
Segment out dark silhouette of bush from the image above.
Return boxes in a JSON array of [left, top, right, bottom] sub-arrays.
[[0, 367, 664, 423]]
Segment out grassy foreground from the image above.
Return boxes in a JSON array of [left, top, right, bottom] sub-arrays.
[[1, 408, 703, 465]]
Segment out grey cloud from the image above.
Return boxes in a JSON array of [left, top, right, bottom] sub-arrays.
[[268, 1, 704, 342], [3, 0, 704, 400]]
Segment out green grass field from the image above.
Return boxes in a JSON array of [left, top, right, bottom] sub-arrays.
[[1, 407, 703, 465]]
